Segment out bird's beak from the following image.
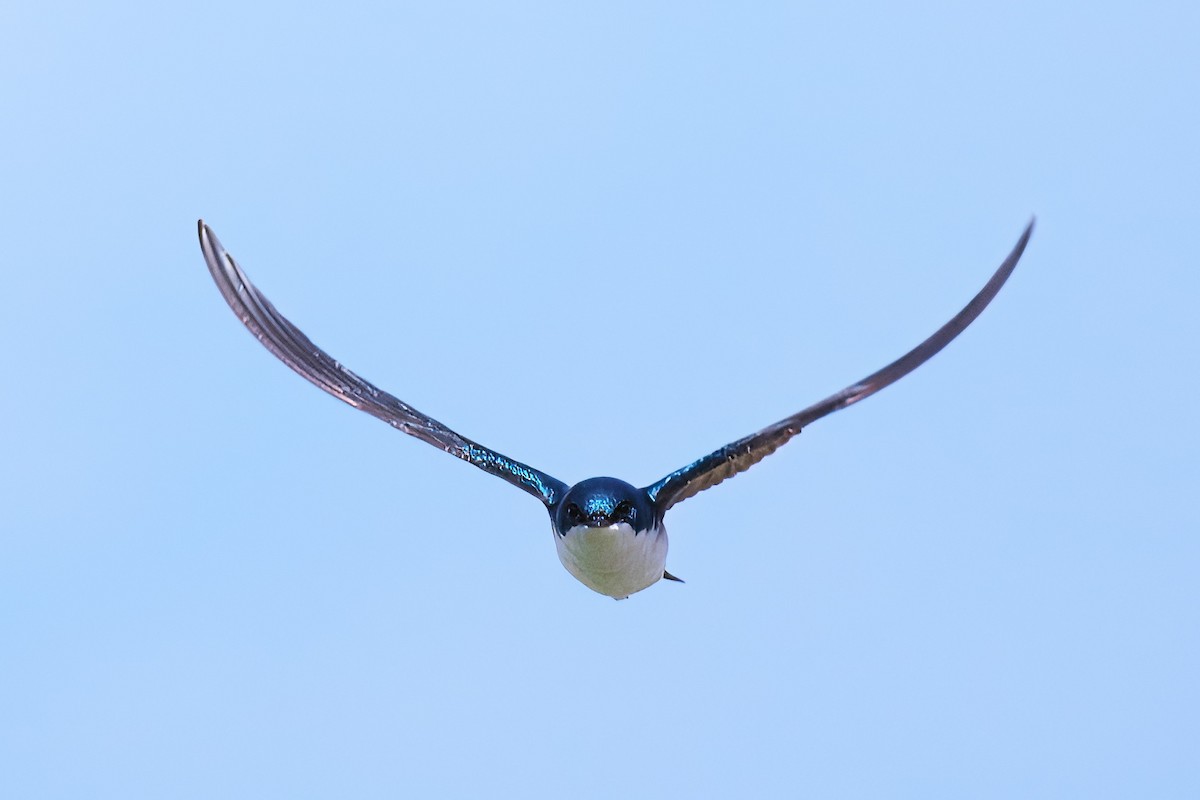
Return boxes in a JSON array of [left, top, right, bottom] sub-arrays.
[[587, 511, 611, 527]]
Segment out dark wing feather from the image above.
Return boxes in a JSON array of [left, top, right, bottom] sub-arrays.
[[199, 220, 569, 507], [646, 220, 1034, 513]]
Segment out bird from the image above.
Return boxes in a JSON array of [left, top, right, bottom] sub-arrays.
[[199, 218, 1033, 599]]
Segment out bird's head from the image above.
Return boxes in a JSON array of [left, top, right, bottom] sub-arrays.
[[554, 477, 654, 535]]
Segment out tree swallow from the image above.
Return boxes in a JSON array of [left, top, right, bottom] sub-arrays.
[[199, 219, 1033, 599]]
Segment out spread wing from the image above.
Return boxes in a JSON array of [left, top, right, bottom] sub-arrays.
[[198, 220, 569, 507], [645, 220, 1034, 513]]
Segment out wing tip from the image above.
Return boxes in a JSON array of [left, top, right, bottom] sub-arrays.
[[1012, 216, 1036, 261], [197, 218, 214, 248], [197, 218, 220, 260]]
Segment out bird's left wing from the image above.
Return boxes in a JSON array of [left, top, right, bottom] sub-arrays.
[[199, 220, 569, 507], [645, 220, 1034, 514]]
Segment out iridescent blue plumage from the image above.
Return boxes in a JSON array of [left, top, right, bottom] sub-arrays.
[[463, 445, 566, 506], [554, 477, 653, 536]]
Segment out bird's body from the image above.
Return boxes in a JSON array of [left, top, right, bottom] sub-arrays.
[[550, 476, 666, 599], [198, 218, 1033, 599], [556, 522, 668, 600]]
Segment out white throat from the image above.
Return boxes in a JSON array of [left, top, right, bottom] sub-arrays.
[[553, 522, 669, 600]]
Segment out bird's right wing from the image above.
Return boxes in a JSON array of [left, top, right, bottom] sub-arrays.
[[199, 220, 569, 508]]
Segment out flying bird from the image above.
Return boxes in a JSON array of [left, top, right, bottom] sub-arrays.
[[199, 219, 1033, 599]]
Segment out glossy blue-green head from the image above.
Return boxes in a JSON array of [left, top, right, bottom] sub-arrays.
[[554, 477, 656, 535]]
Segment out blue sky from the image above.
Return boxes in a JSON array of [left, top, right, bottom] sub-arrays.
[[1, 2, 1197, 797]]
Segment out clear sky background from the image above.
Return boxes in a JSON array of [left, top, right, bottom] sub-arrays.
[[1, 2, 1197, 797]]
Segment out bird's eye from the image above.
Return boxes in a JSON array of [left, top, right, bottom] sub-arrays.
[[615, 500, 634, 518], [566, 503, 584, 521]]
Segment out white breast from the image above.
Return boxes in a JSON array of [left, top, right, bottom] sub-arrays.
[[553, 522, 669, 599]]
